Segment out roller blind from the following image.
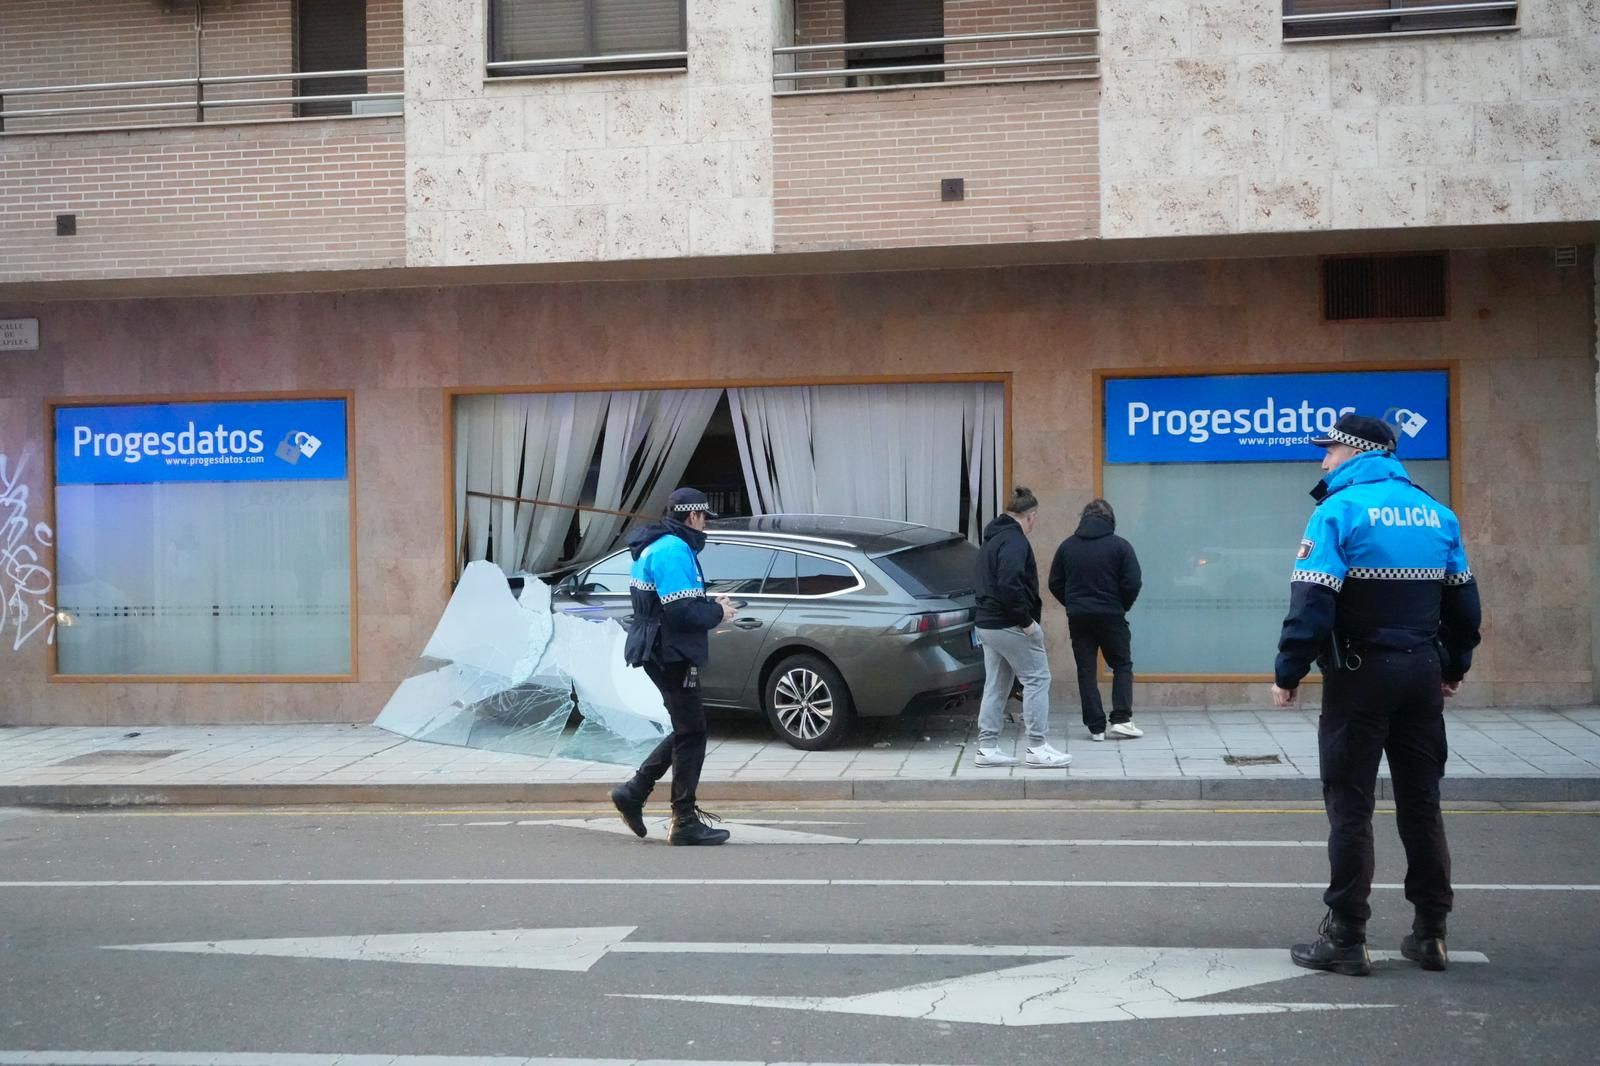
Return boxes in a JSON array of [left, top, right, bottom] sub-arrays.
[[296, 0, 368, 117], [492, 0, 684, 61], [845, 0, 943, 43]]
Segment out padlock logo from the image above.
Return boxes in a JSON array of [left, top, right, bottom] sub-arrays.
[[294, 432, 322, 459], [275, 431, 302, 465]]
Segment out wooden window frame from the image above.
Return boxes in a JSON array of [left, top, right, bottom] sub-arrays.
[[44, 390, 360, 685], [1091, 361, 1460, 685], [442, 372, 1013, 593]]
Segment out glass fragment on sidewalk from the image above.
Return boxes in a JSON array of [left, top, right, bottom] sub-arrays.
[[374, 561, 668, 765]]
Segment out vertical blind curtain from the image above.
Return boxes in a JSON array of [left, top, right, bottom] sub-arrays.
[[455, 389, 718, 576], [492, 0, 684, 61], [729, 382, 1004, 542]]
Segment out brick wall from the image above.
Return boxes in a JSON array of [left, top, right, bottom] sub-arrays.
[[784, 0, 1098, 90], [1, 0, 403, 132], [0, 119, 407, 282], [945, 0, 1098, 82], [0, 0, 292, 131], [774, 80, 1098, 250]]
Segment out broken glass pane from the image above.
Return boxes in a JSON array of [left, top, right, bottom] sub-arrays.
[[375, 561, 668, 766]]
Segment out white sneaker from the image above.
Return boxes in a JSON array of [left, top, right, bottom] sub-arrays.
[[1109, 721, 1144, 739], [974, 747, 1019, 767], [1025, 743, 1072, 768], [1088, 731, 1105, 742]]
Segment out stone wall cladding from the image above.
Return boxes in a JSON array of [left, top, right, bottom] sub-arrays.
[[0, 120, 407, 282], [405, 0, 776, 264], [6, 248, 1589, 721], [1099, 0, 1600, 237], [774, 80, 1099, 250]]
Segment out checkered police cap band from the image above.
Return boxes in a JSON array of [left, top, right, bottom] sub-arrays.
[[1323, 427, 1393, 453], [672, 502, 712, 514]]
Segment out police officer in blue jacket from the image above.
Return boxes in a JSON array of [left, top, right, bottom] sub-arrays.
[[1271, 414, 1482, 977], [609, 487, 737, 846]]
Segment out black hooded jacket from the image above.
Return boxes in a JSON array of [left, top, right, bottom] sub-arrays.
[[622, 518, 725, 668], [975, 513, 1043, 630], [1048, 514, 1142, 617]]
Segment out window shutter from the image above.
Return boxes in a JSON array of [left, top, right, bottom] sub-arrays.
[[845, 0, 943, 43], [594, 0, 683, 55], [494, 0, 588, 61], [296, 0, 368, 117]]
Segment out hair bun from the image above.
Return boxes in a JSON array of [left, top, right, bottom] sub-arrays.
[[1013, 485, 1031, 496]]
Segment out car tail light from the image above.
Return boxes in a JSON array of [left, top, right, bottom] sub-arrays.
[[892, 608, 975, 633]]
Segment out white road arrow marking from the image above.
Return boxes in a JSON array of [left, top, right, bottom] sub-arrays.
[[540, 818, 1323, 847], [107, 927, 635, 971], [623, 947, 1488, 1026]]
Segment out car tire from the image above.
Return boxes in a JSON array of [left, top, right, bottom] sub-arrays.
[[763, 653, 853, 751]]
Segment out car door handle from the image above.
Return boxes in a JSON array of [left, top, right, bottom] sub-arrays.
[[733, 618, 764, 630]]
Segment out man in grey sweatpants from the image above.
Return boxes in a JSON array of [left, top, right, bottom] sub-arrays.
[[972, 487, 1071, 769]]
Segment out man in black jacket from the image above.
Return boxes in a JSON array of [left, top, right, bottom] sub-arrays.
[[973, 487, 1071, 768], [1048, 498, 1143, 742], [609, 487, 737, 846]]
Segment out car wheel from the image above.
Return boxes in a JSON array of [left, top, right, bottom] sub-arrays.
[[763, 654, 852, 751]]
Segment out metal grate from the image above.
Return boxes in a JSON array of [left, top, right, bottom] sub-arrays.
[[55, 749, 184, 767], [1324, 253, 1448, 321], [1223, 754, 1283, 766]]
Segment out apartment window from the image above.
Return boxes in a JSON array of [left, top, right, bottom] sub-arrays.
[[1283, 1, 1519, 41], [296, 0, 368, 116], [846, 0, 944, 86], [1323, 254, 1448, 321], [489, 0, 687, 77]]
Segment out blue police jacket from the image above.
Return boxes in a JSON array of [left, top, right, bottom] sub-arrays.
[[1275, 449, 1482, 689], [622, 519, 725, 669]]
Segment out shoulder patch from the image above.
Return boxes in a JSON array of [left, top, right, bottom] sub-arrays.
[[1296, 539, 1314, 561]]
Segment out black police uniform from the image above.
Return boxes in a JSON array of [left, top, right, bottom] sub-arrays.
[[1275, 415, 1482, 973]]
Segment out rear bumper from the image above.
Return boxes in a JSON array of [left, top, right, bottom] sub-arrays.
[[847, 646, 985, 718]]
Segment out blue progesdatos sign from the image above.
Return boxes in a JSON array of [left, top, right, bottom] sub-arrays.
[[1103, 370, 1450, 464], [55, 398, 349, 485]]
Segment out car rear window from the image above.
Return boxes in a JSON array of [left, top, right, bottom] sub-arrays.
[[875, 538, 978, 598]]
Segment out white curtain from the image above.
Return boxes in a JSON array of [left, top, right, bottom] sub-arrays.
[[730, 381, 1004, 541], [455, 389, 719, 576]]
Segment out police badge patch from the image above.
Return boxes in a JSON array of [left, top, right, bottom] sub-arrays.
[[1297, 539, 1314, 560]]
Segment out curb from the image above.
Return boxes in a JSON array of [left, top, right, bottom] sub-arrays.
[[3, 775, 1598, 807]]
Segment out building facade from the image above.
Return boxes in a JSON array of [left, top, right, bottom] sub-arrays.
[[2, 0, 1598, 725]]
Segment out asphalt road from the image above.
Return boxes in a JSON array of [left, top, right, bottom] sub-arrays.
[[2, 801, 1598, 1066]]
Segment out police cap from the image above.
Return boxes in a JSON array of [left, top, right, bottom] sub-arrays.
[[1310, 413, 1397, 454]]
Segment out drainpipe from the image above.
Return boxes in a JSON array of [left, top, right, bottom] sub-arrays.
[[194, 0, 206, 123]]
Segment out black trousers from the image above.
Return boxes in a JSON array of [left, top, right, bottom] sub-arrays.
[[633, 660, 708, 818], [1319, 644, 1453, 925], [1067, 613, 1133, 731]]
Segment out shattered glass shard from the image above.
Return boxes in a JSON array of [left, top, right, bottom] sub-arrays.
[[375, 561, 668, 766]]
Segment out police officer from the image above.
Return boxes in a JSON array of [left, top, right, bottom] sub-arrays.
[[1271, 414, 1481, 976], [609, 487, 737, 846]]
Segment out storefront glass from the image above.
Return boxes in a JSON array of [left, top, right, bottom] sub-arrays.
[[1100, 369, 1452, 676], [52, 398, 353, 677]]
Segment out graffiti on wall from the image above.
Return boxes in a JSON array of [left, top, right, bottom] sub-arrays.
[[0, 449, 56, 650]]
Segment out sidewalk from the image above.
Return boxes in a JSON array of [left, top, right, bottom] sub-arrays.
[[3, 706, 1599, 806]]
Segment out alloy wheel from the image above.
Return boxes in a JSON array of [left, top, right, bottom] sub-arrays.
[[773, 668, 834, 741]]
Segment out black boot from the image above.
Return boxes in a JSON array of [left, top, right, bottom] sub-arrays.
[[668, 806, 730, 846], [609, 780, 649, 838], [1291, 910, 1372, 976], [1401, 913, 1449, 972]]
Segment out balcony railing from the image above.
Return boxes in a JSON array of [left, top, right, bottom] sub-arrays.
[[1282, 1, 1519, 41], [774, 28, 1100, 94], [0, 67, 403, 133]]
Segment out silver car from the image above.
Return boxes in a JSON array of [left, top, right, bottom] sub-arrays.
[[550, 515, 985, 750]]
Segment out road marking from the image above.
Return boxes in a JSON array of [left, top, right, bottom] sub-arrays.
[[109, 925, 1490, 976], [62, 805, 1600, 819], [623, 948, 1418, 1026], [106, 931, 1489, 1027], [538, 815, 1326, 846], [0, 1055, 930, 1066], [6, 877, 1597, 890]]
